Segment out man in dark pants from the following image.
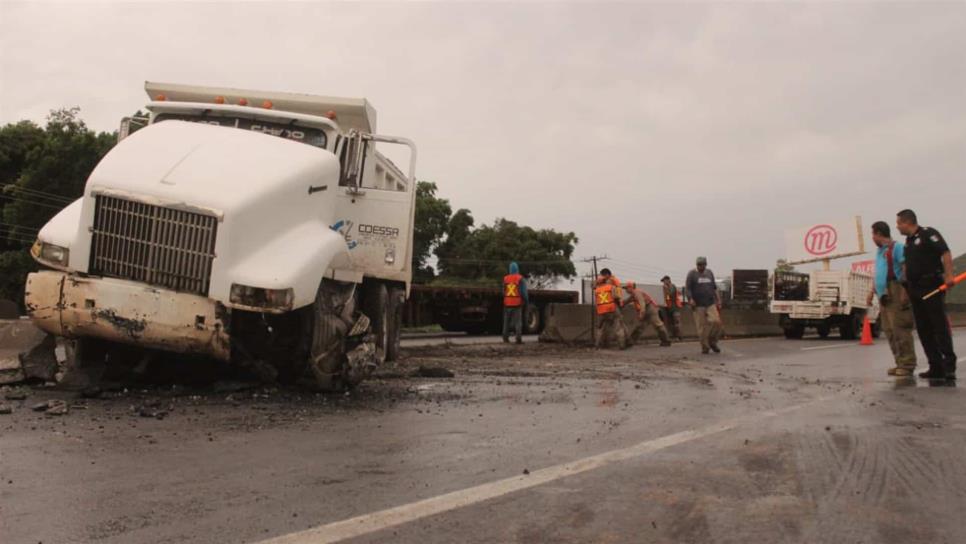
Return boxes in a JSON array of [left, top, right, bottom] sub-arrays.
[[896, 209, 958, 380]]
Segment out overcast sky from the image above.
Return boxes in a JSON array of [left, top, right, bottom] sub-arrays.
[[2, 1, 964, 285]]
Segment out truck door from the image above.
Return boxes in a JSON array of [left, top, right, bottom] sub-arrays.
[[334, 131, 417, 282]]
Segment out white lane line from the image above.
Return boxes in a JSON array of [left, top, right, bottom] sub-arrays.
[[255, 398, 827, 544], [801, 344, 853, 351]]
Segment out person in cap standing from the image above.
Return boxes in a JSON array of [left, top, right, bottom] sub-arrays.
[[661, 275, 684, 341], [686, 257, 722, 354], [502, 261, 528, 344], [625, 281, 672, 346], [866, 221, 917, 376], [896, 210, 957, 380], [594, 268, 628, 349]]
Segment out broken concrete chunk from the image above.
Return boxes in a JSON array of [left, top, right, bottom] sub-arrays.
[[45, 400, 68, 416], [31, 401, 50, 412], [0, 355, 25, 385], [0, 403, 12, 415], [21, 334, 58, 382], [2, 386, 29, 400]]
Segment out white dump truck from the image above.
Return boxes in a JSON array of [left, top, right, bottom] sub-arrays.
[[24, 82, 417, 390], [770, 269, 879, 339]]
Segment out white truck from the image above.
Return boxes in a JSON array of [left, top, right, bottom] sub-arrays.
[[770, 269, 879, 340], [24, 82, 417, 390]]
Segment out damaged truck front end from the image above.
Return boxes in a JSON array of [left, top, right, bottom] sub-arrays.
[[24, 82, 416, 391], [26, 271, 231, 361]]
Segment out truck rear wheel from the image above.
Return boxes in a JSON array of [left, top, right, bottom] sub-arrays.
[[386, 286, 404, 362], [523, 305, 542, 334], [839, 313, 862, 340], [363, 283, 389, 365], [784, 324, 805, 339], [817, 324, 831, 339]]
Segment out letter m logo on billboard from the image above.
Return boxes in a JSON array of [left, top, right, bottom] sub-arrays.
[[804, 224, 838, 256], [784, 217, 866, 264]]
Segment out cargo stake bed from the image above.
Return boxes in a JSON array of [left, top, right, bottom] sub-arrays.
[[25, 81, 417, 390]]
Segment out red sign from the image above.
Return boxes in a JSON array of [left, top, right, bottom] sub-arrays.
[[852, 260, 875, 274], [804, 224, 838, 256]]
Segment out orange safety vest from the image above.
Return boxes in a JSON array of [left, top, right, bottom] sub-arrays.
[[664, 286, 682, 309], [503, 273, 523, 307], [595, 283, 617, 315]]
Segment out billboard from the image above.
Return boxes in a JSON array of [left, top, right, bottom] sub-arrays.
[[851, 260, 875, 275], [784, 216, 866, 264]]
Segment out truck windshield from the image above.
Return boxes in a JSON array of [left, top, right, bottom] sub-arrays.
[[154, 112, 328, 149]]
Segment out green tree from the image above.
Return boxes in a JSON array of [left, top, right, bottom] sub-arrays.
[[412, 181, 452, 282], [0, 108, 115, 306], [0, 120, 46, 251], [436, 217, 578, 288]]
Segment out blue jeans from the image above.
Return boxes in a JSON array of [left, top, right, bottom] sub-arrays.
[[503, 307, 523, 341]]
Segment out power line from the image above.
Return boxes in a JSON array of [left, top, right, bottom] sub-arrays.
[[0, 221, 39, 232], [0, 184, 77, 204], [0, 193, 68, 210]]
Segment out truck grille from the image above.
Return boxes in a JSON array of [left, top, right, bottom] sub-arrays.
[[89, 195, 218, 296]]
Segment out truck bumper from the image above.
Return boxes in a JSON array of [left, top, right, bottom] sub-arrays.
[[25, 271, 230, 361]]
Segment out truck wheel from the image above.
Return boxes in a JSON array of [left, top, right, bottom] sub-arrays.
[[386, 286, 404, 362], [363, 283, 389, 365], [784, 325, 805, 339], [523, 305, 542, 334], [304, 279, 356, 391], [840, 314, 861, 340], [817, 324, 831, 339]]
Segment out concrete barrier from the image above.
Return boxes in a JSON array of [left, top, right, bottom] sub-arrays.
[[541, 303, 783, 344], [542, 303, 966, 345]]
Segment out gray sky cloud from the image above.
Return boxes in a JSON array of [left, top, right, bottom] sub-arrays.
[[2, 1, 964, 284]]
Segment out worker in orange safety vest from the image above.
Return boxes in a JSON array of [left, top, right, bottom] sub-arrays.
[[625, 281, 672, 346], [594, 268, 627, 349], [502, 261, 528, 344], [661, 275, 684, 341]]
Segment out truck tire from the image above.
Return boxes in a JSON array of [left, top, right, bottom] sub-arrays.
[[840, 313, 862, 340], [817, 324, 831, 339], [784, 325, 805, 339], [523, 305, 542, 334], [302, 279, 356, 391], [386, 286, 404, 362], [363, 283, 389, 365]]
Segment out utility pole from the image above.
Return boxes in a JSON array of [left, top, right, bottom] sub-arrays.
[[580, 255, 609, 345]]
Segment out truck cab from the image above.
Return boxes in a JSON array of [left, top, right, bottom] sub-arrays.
[[25, 82, 416, 389]]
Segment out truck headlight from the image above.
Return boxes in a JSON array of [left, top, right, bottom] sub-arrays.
[[31, 240, 70, 269], [230, 284, 294, 312]]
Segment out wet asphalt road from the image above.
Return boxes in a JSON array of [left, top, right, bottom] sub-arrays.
[[2, 330, 966, 544]]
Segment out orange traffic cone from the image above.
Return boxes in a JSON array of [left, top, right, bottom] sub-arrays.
[[860, 316, 874, 346]]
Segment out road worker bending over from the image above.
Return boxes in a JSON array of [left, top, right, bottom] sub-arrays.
[[624, 282, 672, 347], [594, 268, 628, 349]]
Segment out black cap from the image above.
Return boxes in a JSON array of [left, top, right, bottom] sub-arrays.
[[599, 268, 612, 276]]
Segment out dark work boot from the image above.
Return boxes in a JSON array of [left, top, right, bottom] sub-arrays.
[[919, 367, 947, 380], [710, 344, 721, 354]]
